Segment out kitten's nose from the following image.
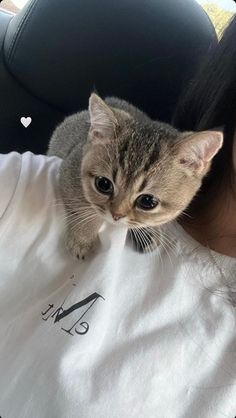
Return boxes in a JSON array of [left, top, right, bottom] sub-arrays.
[[112, 213, 124, 221]]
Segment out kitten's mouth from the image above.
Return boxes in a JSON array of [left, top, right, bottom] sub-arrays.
[[93, 206, 147, 229], [100, 210, 128, 226]]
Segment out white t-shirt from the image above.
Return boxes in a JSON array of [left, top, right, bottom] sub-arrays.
[[0, 152, 236, 418]]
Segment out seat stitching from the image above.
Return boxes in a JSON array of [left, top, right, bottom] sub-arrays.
[[7, 0, 38, 64]]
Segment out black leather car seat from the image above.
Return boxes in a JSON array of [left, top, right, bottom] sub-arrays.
[[0, 0, 217, 154]]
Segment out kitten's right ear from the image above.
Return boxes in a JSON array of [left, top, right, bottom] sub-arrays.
[[178, 130, 223, 175], [89, 93, 118, 140]]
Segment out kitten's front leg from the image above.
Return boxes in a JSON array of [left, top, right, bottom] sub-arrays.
[[65, 209, 103, 260]]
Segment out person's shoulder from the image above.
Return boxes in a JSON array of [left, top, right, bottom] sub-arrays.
[[0, 152, 62, 220], [0, 151, 22, 170], [25, 151, 62, 173], [21, 151, 62, 168], [0, 151, 62, 169], [0, 152, 22, 219], [0, 151, 62, 190]]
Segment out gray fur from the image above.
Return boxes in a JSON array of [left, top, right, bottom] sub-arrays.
[[48, 94, 223, 259]]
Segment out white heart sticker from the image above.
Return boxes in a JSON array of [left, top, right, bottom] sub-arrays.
[[20, 117, 32, 128]]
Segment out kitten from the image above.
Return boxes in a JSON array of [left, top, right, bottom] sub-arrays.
[[48, 93, 223, 259]]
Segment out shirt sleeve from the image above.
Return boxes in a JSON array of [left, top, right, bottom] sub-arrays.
[[0, 152, 22, 219]]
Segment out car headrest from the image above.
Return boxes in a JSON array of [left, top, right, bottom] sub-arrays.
[[4, 0, 216, 116], [0, 0, 216, 153]]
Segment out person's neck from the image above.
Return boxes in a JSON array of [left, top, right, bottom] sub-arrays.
[[179, 186, 236, 258]]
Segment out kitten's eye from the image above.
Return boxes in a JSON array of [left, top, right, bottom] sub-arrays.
[[135, 194, 159, 210], [95, 176, 113, 195]]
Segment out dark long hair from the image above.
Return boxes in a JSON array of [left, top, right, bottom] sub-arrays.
[[173, 15, 236, 218]]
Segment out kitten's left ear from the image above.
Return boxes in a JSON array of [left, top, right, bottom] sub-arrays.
[[178, 130, 223, 175], [89, 93, 118, 140]]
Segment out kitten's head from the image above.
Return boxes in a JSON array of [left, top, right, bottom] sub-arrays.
[[81, 93, 223, 229]]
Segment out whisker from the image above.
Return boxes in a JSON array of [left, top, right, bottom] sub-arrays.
[[139, 227, 157, 260], [56, 208, 96, 224], [148, 229, 177, 262], [133, 228, 144, 253], [138, 227, 151, 256], [180, 211, 194, 220], [65, 213, 98, 228], [69, 214, 98, 232]]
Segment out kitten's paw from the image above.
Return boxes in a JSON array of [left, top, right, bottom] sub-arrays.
[[76, 241, 96, 261], [65, 232, 96, 261]]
